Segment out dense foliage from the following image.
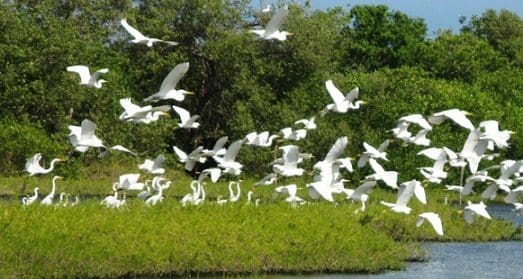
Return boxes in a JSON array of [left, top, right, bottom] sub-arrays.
[[1, 0, 523, 181]]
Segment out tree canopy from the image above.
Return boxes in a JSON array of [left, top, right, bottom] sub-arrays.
[[1, 1, 522, 177]]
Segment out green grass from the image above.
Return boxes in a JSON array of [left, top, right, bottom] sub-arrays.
[[0, 175, 520, 278]]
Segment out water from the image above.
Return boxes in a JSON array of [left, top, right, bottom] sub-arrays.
[[279, 204, 523, 279]]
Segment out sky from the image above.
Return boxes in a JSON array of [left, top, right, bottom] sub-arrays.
[[256, 0, 523, 36]]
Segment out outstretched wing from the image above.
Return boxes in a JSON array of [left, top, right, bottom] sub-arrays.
[[172, 105, 190, 123], [265, 5, 288, 35], [159, 62, 190, 94], [121, 18, 146, 40], [325, 80, 346, 109], [67, 65, 91, 84]]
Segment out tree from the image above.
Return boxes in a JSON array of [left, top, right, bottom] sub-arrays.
[[463, 9, 523, 66]]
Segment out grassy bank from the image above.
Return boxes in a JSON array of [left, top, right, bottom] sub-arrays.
[[0, 175, 520, 277]]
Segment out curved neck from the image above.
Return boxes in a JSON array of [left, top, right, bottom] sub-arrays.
[[50, 177, 60, 195], [45, 159, 61, 172]]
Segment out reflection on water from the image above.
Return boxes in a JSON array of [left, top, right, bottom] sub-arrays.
[[278, 204, 523, 279]]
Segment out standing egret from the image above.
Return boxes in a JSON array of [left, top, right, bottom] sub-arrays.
[[249, 5, 292, 41], [24, 187, 40, 206], [120, 18, 178, 47], [66, 65, 108, 88], [40, 176, 63, 206], [143, 62, 194, 102]]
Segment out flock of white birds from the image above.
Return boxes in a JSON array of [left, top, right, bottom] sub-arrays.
[[18, 5, 523, 237]]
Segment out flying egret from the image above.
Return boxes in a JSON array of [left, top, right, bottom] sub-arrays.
[[294, 116, 317, 130], [357, 140, 390, 168], [40, 176, 63, 206], [261, 4, 271, 13], [143, 62, 194, 102], [66, 65, 108, 88], [255, 173, 277, 186], [249, 5, 292, 41], [245, 131, 279, 147], [481, 160, 523, 200], [342, 177, 377, 211], [428, 108, 475, 131], [504, 185, 523, 204], [139, 154, 166, 175], [398, 114, 432, 131], [114, 173, 145, 191], [322, 80, 365, 115], [98, 145, 138, 158], [280, 127, 307, 141], [213, 139, 244, 175], [275, 184, 307, 205], [479, 120, 513, 149], [272, 145, 305, 177], [172, 105, 200, 129], [68, 119, 105, 152], [118, 98, 171, 122], [464, 200, 491, 224], [368, 158, 398, 189], [197, 168, 222, 184], [120, 18, 178, 47], [173, 145, 207, 171], [24, 153, 64, 176], [417, 212, 444, 236], [201, 136, 228, 157], [380, 180, 424, 214]]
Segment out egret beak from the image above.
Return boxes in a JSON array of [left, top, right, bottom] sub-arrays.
[[183, 91, 195, 95]]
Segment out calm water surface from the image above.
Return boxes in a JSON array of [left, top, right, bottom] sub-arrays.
[[277, 204, 523, 279]]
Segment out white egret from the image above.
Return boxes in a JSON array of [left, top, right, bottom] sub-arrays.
[[145, 180, 170, 206], [249, 5, 292, 41], [255, 173, 277, 186], [294, 116, 317, 130], [398, 114, 432, 131], [245, 131, 279, 147], [136, 111, 170, 124], [143, 62, 193, 102], [391, 121, 412, 143], [368, 158, 398, 189], [139, 154, 165, 175], [40, 176, 63, 206], [172, 105, 200, 129], [380, 180, 424, 214], [24, 153, 64, 176], [357, 140, 390, 168], [280, 127, 307, 141], [504, 185, 523, 204], [464, 200, 491, 224], [201, 136, 228, 157], [272, 145, 305, 177], [173, 145, 207, 171], [66, 65, 108, 88], [479, 120, 513, 149], [322, 80, 365, 115], [114, 173, 145, 191], [197, 168, 222, 184], [68, 119, 105, 152], [228, 181, 242, 202], [118, 98, 171, 122], [417, 212, 444, 236], [213, 139, 244, 175], [261, 4, 271, 13], [481, 160, 523, 200], [342, 177, 377, 211], [428, 108, 475, 131], [25, 187, 40, 206], [513, 203, 523, 215], [98, 145, 138, 158], [120, 18, 178, 47]]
